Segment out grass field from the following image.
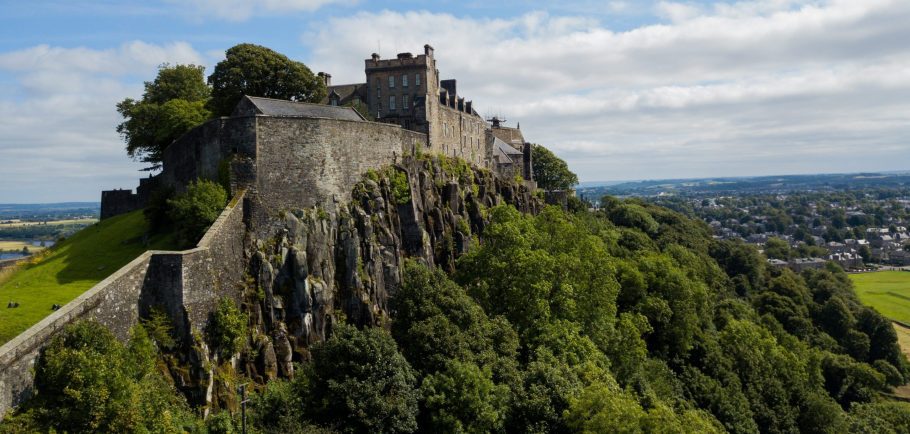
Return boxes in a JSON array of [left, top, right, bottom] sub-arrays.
[[849, 271, 910, 323], [0, 218, 97, 228], [0, 211, 177, 344], [0, 240, 46, 253]]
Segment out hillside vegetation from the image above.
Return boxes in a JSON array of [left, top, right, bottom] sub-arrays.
[[0, 210, 177, 344], [9, 194, 910, 432]]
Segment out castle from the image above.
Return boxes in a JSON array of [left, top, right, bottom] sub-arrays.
[[100, 44, 535, 220], [1, 45, 542, 415]]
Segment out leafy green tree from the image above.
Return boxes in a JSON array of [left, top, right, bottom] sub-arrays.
[[208, 43, 326, 116], [763, 237, 791, 260], [6, 321, 196, 432], [531, 144, 578, 191], [167, 179, 227, 247], [303, 323, 419, 433], [420, 360, 509, 433], [116, 64, 210, 168]]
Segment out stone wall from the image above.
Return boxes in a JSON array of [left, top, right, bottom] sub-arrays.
[[252, 117, 426, 220], [160, 117, 257, 192], [0, 192, 248, 415], [100, 188, 138, 219], [0, 251, 152, 415]]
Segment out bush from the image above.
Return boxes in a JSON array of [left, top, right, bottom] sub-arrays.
[[167, 179, 227, 247], [209, 297, 247, 358]]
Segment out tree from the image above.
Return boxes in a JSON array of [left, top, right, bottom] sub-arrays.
[[763, 237, 791, 260], [116, 64, 210, 168], [208, 43, 326, 116], [6, 321, 196, 432], [167, 179, 227, 247], [531, 144, 578, 191], [303, 323, 419, 433]]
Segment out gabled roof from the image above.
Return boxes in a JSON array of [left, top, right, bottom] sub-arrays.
[[325, 83, 366, 102], [493, 137, 522, 165], [235, 95, 365, 121]]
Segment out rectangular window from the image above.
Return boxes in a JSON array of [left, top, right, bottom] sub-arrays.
[[389, 96, 396, 111], [402, 74, 408, 87], [389, 75, 395, 88], [402, 94, 409, 109], [415, 74, 420, 87]]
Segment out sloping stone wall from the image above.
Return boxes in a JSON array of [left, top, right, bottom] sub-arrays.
[[0, 191, 248, 415]]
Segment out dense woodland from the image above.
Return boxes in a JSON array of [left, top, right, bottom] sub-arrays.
[[5, 192, 910, 433]]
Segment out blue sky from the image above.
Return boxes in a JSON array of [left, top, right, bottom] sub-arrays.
[[1, 0, 909, 202]]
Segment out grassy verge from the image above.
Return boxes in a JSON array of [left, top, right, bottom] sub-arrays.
[[0, 211, 177, 344], [849, 271, 910, 323]]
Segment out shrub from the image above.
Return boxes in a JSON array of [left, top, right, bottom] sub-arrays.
[[167, 179, 227, 247], [209, 297, 247, 358]]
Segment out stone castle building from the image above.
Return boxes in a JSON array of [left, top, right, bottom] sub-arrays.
[[101, 44, 534, 220], [3, 44, 545, 415]]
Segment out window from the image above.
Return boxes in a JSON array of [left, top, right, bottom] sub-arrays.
[[329, 97, 338, 106], [389, 76, 395, 88], [402, 94, 409, 109], [415, 74, 421, 87], [402, 74, 408, 87], [389, 96, 396, 110]]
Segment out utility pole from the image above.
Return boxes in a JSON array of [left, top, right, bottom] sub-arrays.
[[237, 383, 249, 434]]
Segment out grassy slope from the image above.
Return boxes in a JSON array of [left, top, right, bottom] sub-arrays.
[[849, 271, 910, 323], [0, 211, 177, 344]]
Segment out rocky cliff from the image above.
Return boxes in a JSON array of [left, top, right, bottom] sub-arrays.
[[166, 155, 541, 411]]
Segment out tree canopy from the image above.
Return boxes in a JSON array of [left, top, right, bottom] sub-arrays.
[[207, 43, 327, 116], [532, 144, 579, 191], [116, 64, 211, 169]]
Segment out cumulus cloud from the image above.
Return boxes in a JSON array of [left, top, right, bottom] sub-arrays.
[[0, 41, 205, 202], [306, 0, 910, 181], [170, 0, 350, 21]]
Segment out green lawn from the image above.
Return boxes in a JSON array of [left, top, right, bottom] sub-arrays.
[[849, 271, 910, 323], [0, 211, 177, 344]]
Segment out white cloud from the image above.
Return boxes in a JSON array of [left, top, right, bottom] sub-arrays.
[[170, 0, 350, 21], [305, 0, 910, 181], [0, 41, 206, 202]]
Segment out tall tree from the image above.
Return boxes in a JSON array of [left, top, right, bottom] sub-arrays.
[[116, 64, 210, 169], [207, 43, 327, 116], [531, 144, 578, 191]]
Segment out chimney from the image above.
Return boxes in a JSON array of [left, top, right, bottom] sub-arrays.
[[371, 53, 380, 61], [397, 52, 414, 60], [424, 44, 434, 57], [317, 72, 332, 87]]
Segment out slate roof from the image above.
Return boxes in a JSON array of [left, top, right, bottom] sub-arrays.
[[493, 137, 522, 165], [240, 96, 365, 121], [325, 83, 366, 102]]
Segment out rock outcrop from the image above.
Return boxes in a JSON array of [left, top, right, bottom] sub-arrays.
[[158, 155, 540, 410]]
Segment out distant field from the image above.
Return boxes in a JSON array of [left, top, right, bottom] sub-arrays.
[[0, 218, 97, 228], [0, 211, 177, 344], [0, 240, 45, 252], [849, 271, 910, 323]]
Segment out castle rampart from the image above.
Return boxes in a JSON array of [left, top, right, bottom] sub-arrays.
[[0, 191, 248, 415]]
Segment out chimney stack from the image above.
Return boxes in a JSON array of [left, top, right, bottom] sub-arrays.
[[371, 53, 380, 61], [424, 44, 434, 57], [317, 72, 332, 87]]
